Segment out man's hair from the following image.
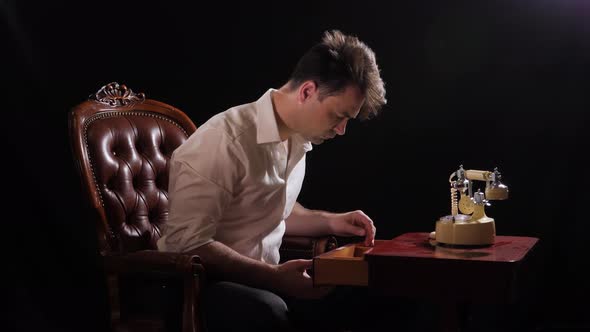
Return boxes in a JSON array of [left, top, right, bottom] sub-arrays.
[[287, 30, 386, 120]]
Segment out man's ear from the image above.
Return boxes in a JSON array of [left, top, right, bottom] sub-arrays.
[[298, 81, 317, 103]]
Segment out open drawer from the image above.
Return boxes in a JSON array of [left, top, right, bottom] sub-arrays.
[[312, 242, 373, 286]]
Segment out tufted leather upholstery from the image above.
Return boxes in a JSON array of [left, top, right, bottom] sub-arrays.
[[85, 111, 188, 252], [70, 85, 196, 256]]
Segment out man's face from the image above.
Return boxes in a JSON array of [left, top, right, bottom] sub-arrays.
[[301, 84, 365, 145]]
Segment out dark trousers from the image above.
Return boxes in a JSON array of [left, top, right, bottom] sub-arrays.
[[202, 281, 418, 332]]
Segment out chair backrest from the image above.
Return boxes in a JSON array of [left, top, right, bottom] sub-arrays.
[[69, 82, 196, 255]]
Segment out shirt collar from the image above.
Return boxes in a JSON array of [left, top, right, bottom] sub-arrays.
[[255, 89, 313, 152], [292, 134, 313, 152], [256, 89, 282, 144]]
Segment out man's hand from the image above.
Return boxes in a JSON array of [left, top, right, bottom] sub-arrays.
[[285, 203, 377, 245], [272, 259, 333, 299], [327, 210, 376, 246]]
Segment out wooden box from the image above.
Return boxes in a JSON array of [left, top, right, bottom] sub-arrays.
[[312, 242, 373, 286]]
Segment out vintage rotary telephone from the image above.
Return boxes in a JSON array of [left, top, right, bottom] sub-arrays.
[[432, 165, 509, 246]]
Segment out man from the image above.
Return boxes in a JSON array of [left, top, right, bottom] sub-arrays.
[[158, 30, 387, 331]]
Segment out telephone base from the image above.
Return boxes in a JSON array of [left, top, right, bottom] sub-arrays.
[[435, 215, 495, 246]]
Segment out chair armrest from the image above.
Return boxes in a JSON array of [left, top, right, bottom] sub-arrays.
[[103, 250, 204, 277], [279, 235, 338, 263]]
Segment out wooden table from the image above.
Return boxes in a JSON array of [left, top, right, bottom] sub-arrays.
[[364, 232, 539, 331]]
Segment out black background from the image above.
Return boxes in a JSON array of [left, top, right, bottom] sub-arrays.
[[3, 0, 590, 331]]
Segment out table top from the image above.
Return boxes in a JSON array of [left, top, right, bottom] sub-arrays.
[[363, 233, 540, 303], [366, 232, 539, 263]]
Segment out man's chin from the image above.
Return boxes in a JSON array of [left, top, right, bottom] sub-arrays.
[[309, 137, 325, 145]]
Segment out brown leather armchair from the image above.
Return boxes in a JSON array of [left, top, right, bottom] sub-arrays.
[[69, 82, 337, 332]]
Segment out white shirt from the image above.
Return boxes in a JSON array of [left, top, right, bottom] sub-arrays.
[[157, 89, 312, 264]]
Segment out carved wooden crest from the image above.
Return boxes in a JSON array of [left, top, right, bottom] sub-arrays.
[[90, 82, 146, 107]]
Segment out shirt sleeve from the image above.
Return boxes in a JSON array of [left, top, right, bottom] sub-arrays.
[[157, 127, 241, 253]]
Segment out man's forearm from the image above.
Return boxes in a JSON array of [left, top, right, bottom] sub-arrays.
[[189, 241, 278, 289], [285, 202, 333, 236]]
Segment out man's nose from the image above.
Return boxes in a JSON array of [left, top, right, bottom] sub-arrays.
[[334, 119, 348, 135]]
